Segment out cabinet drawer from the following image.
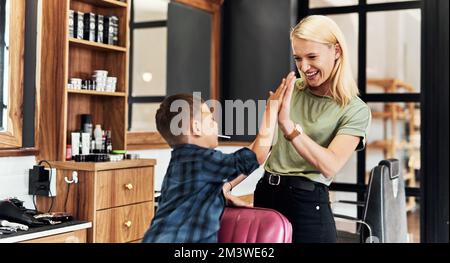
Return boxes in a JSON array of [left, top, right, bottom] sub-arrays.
[[95, 202, 153, 243], [96, 167, 153, 209]]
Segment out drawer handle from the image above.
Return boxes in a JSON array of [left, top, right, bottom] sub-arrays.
[[124, 183, 133, 190], [124, 221, 132, 228]]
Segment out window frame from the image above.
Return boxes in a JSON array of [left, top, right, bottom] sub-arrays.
[[0, 0, 25, 149]]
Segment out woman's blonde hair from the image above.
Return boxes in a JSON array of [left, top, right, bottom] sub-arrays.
[[291, 15, 358, 106]]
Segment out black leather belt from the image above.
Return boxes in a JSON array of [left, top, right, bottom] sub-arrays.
[[263, 172, 323, 192]]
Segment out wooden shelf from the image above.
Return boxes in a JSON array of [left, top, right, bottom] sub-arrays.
[[77, 0, 127, 8], [372, 111, 410, 120], [367, 139, 418, 151], [69, 38, 126, 52], [404, 171, 415, 181], [67, 89, 127, 97]]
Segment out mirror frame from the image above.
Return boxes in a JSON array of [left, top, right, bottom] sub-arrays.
[[126, 0, 223, 149]]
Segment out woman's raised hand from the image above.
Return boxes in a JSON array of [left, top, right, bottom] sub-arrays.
[[278, 72, 296, 134], [267, 72, 296, 113]]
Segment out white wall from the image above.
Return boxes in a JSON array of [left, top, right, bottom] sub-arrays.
[[0, 156, 36, 209]]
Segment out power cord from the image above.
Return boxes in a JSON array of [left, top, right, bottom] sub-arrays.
[[64, 183, 71, 212], [32, 160, 54, 214]]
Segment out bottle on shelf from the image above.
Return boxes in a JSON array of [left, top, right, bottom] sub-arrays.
[[101, 130, 106, 153], [105, 130, 112, 154], [81, 114, 93, 140], [94, 124, 103, 153]]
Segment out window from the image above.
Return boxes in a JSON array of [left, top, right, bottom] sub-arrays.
[[310, 0, 358, 8], [128, 0, 168, 132], [306, 0, 423, 242], [367, 9, 421, 93]]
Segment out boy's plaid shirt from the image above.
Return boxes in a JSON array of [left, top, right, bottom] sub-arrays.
[[143, 143, 259, 243]]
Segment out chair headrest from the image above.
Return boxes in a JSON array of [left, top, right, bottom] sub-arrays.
[[379, 159, 400, 180]]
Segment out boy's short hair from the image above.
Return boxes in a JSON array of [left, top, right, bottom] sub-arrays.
[[156, 93, 204, 146]]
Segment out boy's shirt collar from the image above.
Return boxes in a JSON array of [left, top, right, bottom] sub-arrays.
[[172, 143, 211, 151]]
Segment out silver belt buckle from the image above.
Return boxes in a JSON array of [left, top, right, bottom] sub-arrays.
[[268, 174, 280, 186]]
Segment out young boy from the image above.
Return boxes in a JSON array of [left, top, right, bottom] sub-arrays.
[[143, 72, 296, 243]]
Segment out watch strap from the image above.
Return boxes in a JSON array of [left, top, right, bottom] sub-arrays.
[[284, 125, 301, 141]]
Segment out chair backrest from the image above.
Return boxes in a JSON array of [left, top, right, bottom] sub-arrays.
[[363, 159, 408, 243], [218, 207, 292, 243]]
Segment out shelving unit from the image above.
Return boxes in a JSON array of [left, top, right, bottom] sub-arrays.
[[39, 0, 130, 161], [367, 78, 420, 212], [38, 0, 156, 243]]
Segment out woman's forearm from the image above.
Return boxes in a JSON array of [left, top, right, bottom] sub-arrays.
[[290, 134, 338, 177], [249, 102, 278, 164], [289, 133, 351, 178]]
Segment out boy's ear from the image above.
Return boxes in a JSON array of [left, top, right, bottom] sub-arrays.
[[191, 119, 202, 136]]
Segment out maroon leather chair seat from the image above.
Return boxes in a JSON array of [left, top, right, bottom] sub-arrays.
[[218, 207, 292, 243]]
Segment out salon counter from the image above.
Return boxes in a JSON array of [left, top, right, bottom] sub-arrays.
[[0, 221, 92, 243]]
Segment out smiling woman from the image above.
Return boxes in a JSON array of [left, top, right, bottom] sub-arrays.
[[0, 0, 25, 149]]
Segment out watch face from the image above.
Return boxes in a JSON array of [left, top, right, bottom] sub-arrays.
[[295, 124, 302, 134]]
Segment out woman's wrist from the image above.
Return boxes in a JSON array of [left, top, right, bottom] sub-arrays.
[[281, 120, 295, 135]]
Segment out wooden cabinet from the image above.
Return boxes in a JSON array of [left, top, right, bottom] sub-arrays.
[[38, 0, 130, 161], [37, 159, 156, 243], [21, 229, 88, 243]]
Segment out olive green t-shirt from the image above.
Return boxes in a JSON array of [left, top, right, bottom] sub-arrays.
[[265, 79, 371, 186]]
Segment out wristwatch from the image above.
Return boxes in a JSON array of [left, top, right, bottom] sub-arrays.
[[284, 123, 303, 141]]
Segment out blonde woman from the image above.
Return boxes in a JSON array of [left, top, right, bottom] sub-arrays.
[[253, 15, 371, 243]]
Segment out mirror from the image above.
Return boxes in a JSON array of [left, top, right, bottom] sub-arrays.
[[0, 0, 10, 132]]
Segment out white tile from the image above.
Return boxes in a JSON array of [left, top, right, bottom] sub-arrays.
[[0, 156, 36, 209]]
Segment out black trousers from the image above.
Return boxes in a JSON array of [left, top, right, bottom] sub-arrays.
[[254, 172, 337, 243]]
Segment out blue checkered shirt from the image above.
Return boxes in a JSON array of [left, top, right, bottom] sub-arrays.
[[143, 144, 259, 243]]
